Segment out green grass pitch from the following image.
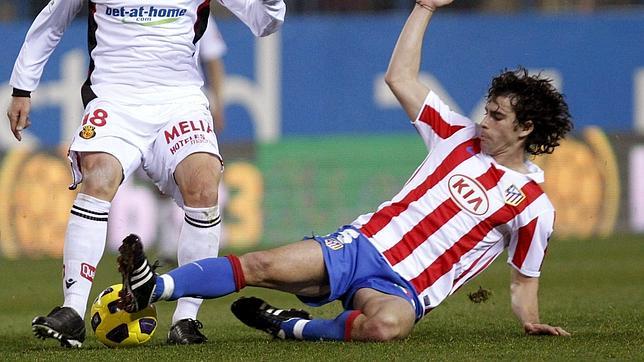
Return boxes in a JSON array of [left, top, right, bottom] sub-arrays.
[[1, 235, 642, 360]]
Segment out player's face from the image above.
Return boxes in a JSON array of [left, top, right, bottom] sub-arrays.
[[479, 95, 531, 157]]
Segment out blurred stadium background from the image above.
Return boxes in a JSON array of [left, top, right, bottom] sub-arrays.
[[0, 0, 643, 258], [0, 1, 643, 358]]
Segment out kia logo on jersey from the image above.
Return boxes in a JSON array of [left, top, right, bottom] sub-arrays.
[[448, 174, 489, 215]]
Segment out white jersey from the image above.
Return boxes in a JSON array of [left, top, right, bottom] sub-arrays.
[[351, 91, 554, 316], [10, 0, 285, 105]]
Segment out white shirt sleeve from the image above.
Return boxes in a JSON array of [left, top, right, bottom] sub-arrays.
[[10, 0, 84, 91], [413, 91, 474, 151], [506, 210, 554, 278], [217, 0, 285, 37], [199, 16, 228, 62]]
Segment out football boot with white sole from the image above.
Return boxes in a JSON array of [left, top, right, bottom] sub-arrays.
[[32, 306, 85, 347]]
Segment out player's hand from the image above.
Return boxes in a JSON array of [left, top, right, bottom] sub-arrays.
[[6, 96, 32, 141], [416, 0, 454, 11], [524, 322, 571, 336]]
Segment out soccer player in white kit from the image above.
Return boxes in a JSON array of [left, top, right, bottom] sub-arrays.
[[117, 0, 572, 342], [5, 0, 285, 347], [155, 14, 229, 264]]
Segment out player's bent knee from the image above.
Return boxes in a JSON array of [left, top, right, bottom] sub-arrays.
[[176, 169, 220, 206], [180, 182, 219, 206], [358, 313, 411, 342], [175, 155, 222, 207], [79, 153, 123, 200], [238, 251, 276, 286]]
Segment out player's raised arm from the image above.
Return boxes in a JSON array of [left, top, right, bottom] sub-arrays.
[[384, 0, 453, 121], [219, 0, 286, 37], [510, 269, 570, 336]]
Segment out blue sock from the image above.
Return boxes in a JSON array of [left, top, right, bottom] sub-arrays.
[[152, 256, 244, 302], [280, 310, 360, 341]]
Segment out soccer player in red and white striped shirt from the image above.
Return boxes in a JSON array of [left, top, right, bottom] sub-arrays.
[[117, 0, 573, 342]]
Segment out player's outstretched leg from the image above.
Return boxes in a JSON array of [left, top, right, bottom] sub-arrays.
[[32, 306, 86, 347], [117, 234, 158, 312], [230, 297, 312, 338]]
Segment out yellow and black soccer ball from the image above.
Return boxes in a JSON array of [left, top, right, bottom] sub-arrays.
[[90, 284, 157, 348]]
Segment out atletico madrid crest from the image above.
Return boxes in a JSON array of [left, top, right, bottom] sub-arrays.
[[504, 184, 526, 206], [324, 238, 344, 250]]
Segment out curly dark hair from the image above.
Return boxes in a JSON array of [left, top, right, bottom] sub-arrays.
[[487, 67, 573, 155]]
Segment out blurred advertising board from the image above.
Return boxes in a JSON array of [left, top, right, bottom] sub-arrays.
[[2, 13, 643, 257], [0, 130, 641, 258]]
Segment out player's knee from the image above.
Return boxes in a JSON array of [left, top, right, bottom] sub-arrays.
[[180, 180, 219, 207], [79, 154, 122, 200], [175, 158, 221, 207], [360, 314, 409, 342], [238, 251, 276, 285]]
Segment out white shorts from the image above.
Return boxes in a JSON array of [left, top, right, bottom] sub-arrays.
[[68, 95, 222, 207]]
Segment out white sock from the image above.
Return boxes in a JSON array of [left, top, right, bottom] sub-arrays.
[[62, 193, 110, 319], [172, 205, 221, 324], [158, 274, 175, 301]]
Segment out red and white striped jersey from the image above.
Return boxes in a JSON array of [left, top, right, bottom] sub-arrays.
[[351, 91, 555, 317]]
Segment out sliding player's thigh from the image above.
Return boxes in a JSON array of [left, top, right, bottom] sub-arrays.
[[240, 239, 327, 293]]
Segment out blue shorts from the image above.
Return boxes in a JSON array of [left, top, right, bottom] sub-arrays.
[[298, 225, 423, 320]]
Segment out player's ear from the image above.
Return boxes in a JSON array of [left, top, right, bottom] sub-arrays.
[[518, 120, 534, 138]]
